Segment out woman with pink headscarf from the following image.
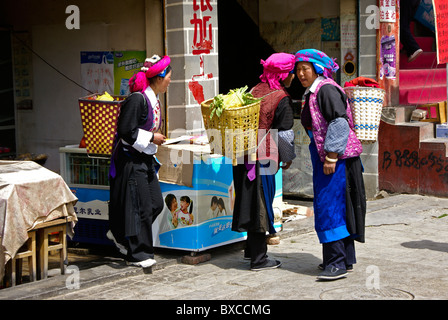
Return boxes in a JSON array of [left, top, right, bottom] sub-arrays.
[[232, 53, 296, 271], [108, 55, 171, 268]]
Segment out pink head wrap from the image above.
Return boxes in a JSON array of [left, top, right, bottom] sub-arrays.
[[259, 53, 296, 90], [129, 72, 149, 93], [141, 55, 171, 79], [128, 54, 171, 93]]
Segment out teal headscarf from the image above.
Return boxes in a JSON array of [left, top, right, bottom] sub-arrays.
[[295, 49, 339, 78]]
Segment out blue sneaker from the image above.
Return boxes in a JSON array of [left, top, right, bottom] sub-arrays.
[[317, 266, 347, 280]]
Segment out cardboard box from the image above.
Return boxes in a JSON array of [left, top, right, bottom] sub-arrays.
[[157, 144, 201, 188]]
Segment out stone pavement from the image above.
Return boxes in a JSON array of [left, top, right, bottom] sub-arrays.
[[1, 194, 448, 302]]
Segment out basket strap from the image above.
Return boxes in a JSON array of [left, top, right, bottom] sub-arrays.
[[249, 86, 281, 98], [263, 90, 280, 98]]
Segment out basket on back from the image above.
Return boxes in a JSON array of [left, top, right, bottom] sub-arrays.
[[344, 86, 386, 143], [79, 93, 126, 157], [201, 98, 260, 164]]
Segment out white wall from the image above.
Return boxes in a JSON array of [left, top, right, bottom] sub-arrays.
[[17, 24, 112, 170], [11, 0, 149, 172]]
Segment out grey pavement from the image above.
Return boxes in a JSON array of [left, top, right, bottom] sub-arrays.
[[1, 194, 448, 302]]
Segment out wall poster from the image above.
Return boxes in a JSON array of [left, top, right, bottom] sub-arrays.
[[80, 51, 146, 96]]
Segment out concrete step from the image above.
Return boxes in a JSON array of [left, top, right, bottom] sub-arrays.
[[381, 106, 436, 139]]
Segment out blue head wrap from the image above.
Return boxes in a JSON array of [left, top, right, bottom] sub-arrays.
[[295, 49, 339, 78]]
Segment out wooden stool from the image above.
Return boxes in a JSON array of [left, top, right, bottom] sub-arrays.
[[4, 230, 36, 287], [419, 101, 447, 123], [33, 218, 70, 280]]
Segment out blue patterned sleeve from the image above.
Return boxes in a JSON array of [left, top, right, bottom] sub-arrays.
[[278, 129, 296, 162], [324, 117, 349, 156]]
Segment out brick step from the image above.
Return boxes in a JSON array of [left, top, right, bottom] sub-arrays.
[[420, 138, 448, 158], [396, 121, 435, 141], [378, 111, 448, 197]]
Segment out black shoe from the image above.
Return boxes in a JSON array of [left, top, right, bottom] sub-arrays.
[[319, 263, 353, 272], [251, 259, 282, 271], [317, 266, 347, 280]]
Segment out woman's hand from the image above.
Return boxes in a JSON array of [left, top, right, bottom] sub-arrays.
[[152, 132, 166, 145], [323, 152, 338, 175]]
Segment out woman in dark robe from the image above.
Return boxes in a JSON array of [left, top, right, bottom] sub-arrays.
[[232, 53, 296, 271], [107, 55, 171, 268]]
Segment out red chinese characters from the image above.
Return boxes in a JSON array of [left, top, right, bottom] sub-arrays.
[[189, 0, 214, 105], [379, 0, 396, 22], [191, 0, 213, 55]]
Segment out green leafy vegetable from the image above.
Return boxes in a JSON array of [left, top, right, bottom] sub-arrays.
[[209, 86, 261, 119]]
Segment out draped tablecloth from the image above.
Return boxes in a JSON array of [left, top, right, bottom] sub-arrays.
[[0, 160, 78, 281]]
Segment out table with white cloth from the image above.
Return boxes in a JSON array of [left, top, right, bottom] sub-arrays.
[[0, 160, 78, 282]]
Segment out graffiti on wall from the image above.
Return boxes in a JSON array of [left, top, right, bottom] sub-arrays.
[[382, 149, 448, 172], [381, 148, 448, 186]]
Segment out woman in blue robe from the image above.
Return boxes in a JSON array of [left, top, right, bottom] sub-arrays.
[[295, 49, 366, 280]]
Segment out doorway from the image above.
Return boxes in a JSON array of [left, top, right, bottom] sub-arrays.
[[0, 29, 15, 157]]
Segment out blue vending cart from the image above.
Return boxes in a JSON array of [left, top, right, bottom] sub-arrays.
[[59, 143, 284, 251], [59, 145, 111, 245]]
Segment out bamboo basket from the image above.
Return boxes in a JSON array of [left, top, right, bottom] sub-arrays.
[[201, 98, 260, 164], [79, 93, 126, 157], [344, 86, 386, 143]]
